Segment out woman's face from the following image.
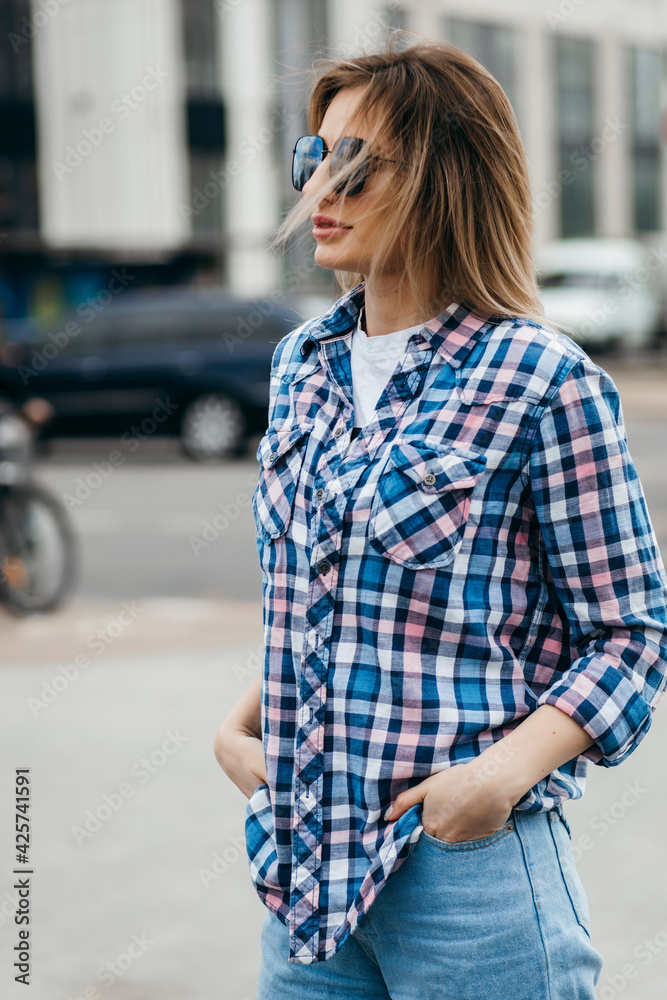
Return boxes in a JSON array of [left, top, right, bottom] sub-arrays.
[[302, 86, 401, 279]]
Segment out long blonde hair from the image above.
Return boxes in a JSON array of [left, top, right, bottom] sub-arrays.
[[271, 31, 549, 327]]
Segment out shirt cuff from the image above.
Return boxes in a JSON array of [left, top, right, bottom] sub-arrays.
[[535, 658, 655, 767]]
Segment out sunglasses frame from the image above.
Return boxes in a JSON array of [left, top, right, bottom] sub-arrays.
[[291, 134, 401, 196]]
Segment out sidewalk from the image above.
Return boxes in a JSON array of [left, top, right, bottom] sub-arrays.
[[0, 642, 266, 1000], [0, 596, 264, 666]]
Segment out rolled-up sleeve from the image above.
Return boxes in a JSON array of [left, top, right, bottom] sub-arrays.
[[527, 359, 667, 766]]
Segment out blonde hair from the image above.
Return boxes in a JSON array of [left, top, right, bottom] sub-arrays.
[[271, 31, 550, 328]]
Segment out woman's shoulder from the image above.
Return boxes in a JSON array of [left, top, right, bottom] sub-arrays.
[[458, 313, 612, 408]]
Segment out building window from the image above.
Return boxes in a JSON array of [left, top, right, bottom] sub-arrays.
[[182, 0, 220, 96], [277, 0, 332, 297], [630, 47, 663, 233], [555, 36, 596, 237], [181, 0, 225, 236], [443, 18, 519, 127], [0, 0, 37, 235]]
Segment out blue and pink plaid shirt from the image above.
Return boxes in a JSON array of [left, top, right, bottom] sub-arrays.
[[245, 281, 667, 965]]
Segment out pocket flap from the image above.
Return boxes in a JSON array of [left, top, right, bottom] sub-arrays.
[[257, 421, 314, 469], [388, 442, 486, 493]]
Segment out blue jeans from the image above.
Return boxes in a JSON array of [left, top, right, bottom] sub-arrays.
[[256, 805, 604, 999]]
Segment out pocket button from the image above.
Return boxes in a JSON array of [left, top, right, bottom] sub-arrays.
[[423, 473, 436, 485]]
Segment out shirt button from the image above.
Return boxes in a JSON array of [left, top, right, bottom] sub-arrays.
[[268, 451, 276, 462], [315, 488, 324, 500], [423, 473, 436, 486], [317, 560, 331, 574], [334, 426, 344, 438]]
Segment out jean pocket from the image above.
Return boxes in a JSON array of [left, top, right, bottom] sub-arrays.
[[549, 809, 592, 938], [368, 441, 486, 569], [420, 819, 515, 851], [252, 421, 313, 541]]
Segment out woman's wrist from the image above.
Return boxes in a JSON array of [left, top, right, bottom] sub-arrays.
[[214, 724, 256, 771], [464, 743, 525, 814], [469, 704, 596, 807]]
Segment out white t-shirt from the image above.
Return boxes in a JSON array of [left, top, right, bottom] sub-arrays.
[[343, 308, 424, 456]]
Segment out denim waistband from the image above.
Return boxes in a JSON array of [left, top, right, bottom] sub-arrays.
[[512, 802, 571, 839]]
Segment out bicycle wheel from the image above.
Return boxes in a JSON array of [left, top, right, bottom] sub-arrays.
[[0, 482, 78, 615]]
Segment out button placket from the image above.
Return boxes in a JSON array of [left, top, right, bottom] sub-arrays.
[[291, 602, 331, 959], [285, 335, 436, 963]]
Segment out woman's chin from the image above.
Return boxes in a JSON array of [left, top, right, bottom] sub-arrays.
[[313, 245, 358, 271]]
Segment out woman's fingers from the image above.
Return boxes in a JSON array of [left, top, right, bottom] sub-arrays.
[[214, 729, 268, 799]]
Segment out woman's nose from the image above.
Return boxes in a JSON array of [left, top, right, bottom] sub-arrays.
[[302, 161, 336, 201]]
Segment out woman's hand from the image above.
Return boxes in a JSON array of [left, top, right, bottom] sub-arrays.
[[383, 705, 596, 842], [213, 677, 267, 800], [384, 756, 514, 843], [214, 726, 268, 800]]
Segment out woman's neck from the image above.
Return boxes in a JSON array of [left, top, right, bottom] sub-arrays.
[[361, 278, 430, 338]]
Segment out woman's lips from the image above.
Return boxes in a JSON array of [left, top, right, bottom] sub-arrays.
[[311, 215, 352, 239], [312, 224, 351, 238]]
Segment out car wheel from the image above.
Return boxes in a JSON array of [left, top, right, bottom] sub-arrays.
[[180, 394, 246, 461]]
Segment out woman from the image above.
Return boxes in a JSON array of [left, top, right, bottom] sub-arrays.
[[214, 34, 667, 999]]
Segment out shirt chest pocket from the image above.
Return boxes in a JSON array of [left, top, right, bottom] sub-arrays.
[[368, 441, 487, 569], [252, 421, 313, 541]]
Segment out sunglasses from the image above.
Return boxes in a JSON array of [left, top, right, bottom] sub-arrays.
[[291, 134, 401, 196]]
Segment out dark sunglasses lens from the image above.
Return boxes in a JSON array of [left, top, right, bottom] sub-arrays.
[[331, 137, 367, 195], [292, 136, 324, 191]]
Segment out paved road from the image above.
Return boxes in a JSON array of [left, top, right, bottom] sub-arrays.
[[31, 434, 267, 603], [1, 361, 666, 998]]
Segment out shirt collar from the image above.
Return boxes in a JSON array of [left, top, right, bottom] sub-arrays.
[[299, 281, 494, 369]]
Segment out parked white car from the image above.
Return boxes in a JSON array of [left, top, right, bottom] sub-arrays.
[[536, 238, 662, 350]]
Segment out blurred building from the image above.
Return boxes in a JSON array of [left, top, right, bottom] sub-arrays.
[[0, 0, 665, 323]]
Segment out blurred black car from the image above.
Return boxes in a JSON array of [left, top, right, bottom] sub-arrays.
[[0, 286, 309, 461]]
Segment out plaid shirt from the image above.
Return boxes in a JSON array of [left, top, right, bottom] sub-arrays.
[[245, 281, 667, 965]]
